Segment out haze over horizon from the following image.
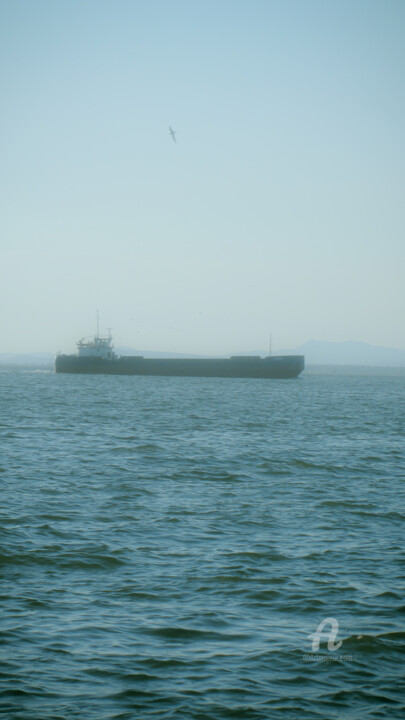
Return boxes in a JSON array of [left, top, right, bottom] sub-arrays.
[[1, 0, 404, 355]]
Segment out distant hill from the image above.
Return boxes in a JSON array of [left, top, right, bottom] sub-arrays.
[[279, 340, 405, 367], [0, 353, 54, 368], [1, 340, 405, 369]]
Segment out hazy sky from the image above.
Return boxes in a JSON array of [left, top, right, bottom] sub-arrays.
[[1, 0, 404, 354]]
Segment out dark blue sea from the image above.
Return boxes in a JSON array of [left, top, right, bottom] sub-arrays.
[[1, 371, 404, 719]]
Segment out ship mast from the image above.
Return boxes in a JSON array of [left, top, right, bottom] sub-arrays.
[[96, 310, 100, 339]]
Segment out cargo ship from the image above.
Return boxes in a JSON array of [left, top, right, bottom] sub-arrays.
[[55, 332, 304, 379]]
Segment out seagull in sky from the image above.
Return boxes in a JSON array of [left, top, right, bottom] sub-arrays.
[[169, 126, 176, 143]]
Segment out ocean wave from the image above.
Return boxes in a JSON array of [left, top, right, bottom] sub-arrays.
[[1, 372, 404, 719]]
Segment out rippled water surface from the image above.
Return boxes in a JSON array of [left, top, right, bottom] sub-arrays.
[[1, 371, 404, 719]]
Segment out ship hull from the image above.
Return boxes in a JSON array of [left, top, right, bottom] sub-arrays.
[[55, 355, 305, 379]]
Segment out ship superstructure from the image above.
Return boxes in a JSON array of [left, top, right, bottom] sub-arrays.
[[76, 332, 116, 360]]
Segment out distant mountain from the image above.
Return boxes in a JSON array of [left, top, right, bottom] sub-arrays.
[[2, 340, 405, 368], [0, 352, 54, 367], [279, 340, 405, 367]]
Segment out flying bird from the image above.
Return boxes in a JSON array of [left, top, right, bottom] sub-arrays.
[[169, 126, 176, 143]]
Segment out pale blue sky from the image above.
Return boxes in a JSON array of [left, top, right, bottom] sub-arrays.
[[1, 0, 404, 353]]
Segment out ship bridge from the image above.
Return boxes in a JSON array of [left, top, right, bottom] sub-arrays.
[[77, 334, 115, 360]]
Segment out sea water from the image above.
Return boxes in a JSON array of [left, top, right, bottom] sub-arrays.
[[1, 371, 404, 719]]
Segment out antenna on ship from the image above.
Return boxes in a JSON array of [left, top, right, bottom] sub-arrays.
[[96, 310, 100, 338]]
